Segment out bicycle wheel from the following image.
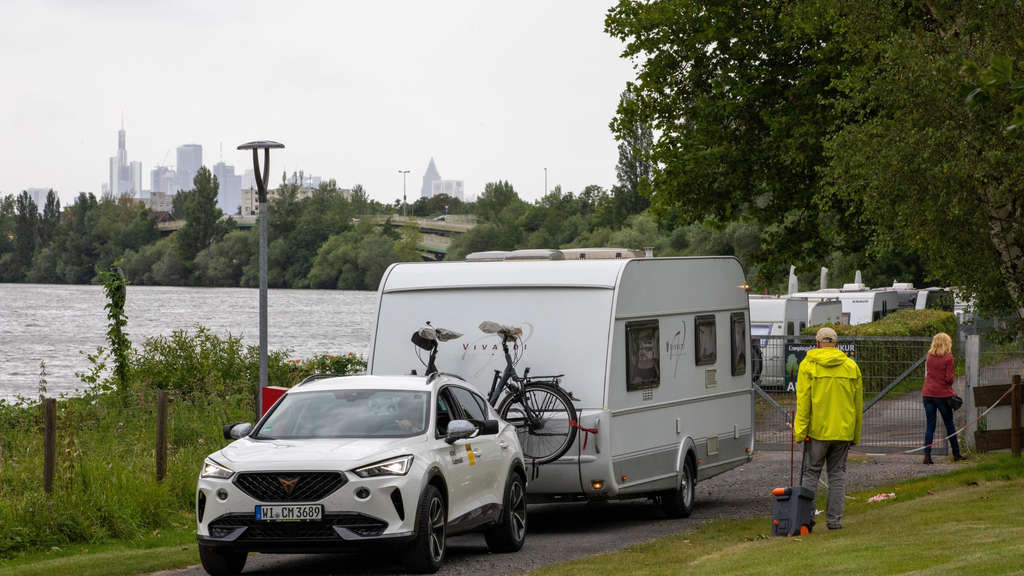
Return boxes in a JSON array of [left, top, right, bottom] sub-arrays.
[[497, 383, 578, 465]]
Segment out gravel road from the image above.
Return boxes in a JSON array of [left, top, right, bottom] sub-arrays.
[[153, 450, 957, 576]]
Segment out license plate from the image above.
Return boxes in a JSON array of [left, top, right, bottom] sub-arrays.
[[255, 504, 323, 521]]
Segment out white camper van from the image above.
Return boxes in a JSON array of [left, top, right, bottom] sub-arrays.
[[368, 257, 754, 514]]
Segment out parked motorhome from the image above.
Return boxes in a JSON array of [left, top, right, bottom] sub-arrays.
[[368, 257, 754, 514], [748, 296, 810, 390]]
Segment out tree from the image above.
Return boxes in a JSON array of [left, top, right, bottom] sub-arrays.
[[605, 1, 849, 281], [175, 167, 232, 272], [822, 2, 1024, 323], [605, 1, 1024, 321], [473, 181, 523, 222], [40, 190, 60, 247], [13, 191, 40, 277], [610, 87, 652, 225]]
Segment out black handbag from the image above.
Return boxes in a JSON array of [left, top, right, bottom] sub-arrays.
[[949, 394, 964, 410]]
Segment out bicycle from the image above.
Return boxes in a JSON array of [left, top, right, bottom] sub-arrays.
[[410, 321, 462, 376], [479, 321, 578, 465]]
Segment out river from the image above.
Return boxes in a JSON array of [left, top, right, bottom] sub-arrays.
[[0, 284, 377, 401]]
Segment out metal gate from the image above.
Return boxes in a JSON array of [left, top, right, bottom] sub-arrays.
[[753, 335, 942, 453]]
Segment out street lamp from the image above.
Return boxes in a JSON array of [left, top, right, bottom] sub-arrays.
[[398, 169, 410, 218], [237, 140, 284, 418]]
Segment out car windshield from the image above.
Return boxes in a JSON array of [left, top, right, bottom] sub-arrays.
[[254, 389, 430, 439]]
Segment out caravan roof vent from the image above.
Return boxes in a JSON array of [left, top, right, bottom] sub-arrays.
[[504, 249, 565, 261], [465, 251, 511, 262], [892, 281, 915, 290]]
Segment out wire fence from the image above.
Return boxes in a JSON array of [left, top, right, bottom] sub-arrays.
[[754, 335, 936, 452]]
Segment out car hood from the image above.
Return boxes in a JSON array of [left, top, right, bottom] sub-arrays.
[[213, 436, 424, 471]]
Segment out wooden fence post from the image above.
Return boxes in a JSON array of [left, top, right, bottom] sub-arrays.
[[43, 398, 56, 494], [156, 390, 168, 482], [1012, 375, 1021, 458]]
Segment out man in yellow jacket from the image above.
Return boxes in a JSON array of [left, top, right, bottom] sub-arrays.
[[794, 327, 863, 530]]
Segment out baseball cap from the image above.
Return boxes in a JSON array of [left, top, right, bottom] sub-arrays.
[[816, 327, 838, 343]]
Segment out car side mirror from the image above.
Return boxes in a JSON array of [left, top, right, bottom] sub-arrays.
[[445, 419, 477, 444], [224, 422, 253, 440], [480, 420, 500, 435]]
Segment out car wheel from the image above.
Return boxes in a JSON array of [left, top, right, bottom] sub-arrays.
[[198, 544, 247, 576], [660, 456, 696, 518], [405, 484, 447, 573], [484, 470, 527, 553]]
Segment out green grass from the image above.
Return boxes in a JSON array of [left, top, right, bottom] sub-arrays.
[[532, 454, 1024, 576], [0, 526, 196, 576]]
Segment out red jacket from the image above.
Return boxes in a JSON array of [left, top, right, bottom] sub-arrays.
[[922, 353, 955, 398]]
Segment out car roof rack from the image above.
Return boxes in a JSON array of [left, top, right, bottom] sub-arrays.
[[294, 373, 344, 388]]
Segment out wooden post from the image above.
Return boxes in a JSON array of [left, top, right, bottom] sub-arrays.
[[1012, 375, 1021, 458], [43, 398, 56, 494], [156, 390, 168, 482]]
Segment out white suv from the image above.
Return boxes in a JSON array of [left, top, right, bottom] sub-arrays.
[[196, 374, 527, 575]]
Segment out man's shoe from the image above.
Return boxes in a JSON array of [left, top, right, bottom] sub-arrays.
[[923, 455, 934, 465], [827, 524, 842, 530], [953, 454, 967, 462]]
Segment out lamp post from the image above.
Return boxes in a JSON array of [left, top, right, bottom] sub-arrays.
[[237, 140, 284, 418], [398, 169, 410, 218]]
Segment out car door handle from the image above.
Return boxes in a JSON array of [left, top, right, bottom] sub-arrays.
[[498, 442, 509, 450]]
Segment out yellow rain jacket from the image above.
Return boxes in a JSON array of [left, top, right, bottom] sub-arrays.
[[793, 347, 863, 444]]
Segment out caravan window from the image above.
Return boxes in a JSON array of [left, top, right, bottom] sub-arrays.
[[786, 321, 795, 336], [695, 315, 717, 366], [730, 313, 746, 376], [626, 320, 660, 391]]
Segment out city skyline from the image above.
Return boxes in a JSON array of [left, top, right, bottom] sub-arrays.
[[0, 1, 634, 209]]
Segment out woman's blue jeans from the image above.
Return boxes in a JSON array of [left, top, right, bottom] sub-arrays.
[[923, 396, 961, 458]]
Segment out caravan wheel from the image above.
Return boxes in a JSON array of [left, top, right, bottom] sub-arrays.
[[660, 457, 696, 518]]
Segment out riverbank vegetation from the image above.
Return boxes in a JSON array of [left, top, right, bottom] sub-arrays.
[[0, 327, 366, 560]]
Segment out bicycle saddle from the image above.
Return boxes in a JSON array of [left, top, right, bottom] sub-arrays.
[[417, 325, 462, 342], [479, 320, 522, 338]]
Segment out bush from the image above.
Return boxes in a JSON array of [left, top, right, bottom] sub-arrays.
[[805, 309, 957, 338], [0, 326, 368, 559]]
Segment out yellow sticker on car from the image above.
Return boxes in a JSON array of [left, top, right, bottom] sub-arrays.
[[466, 443, 476, 466]]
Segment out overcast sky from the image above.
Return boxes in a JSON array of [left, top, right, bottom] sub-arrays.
[[0, 0, 637, 207]]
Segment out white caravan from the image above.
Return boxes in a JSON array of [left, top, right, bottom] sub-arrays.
[[368, 257, 754, 512], [807, 299, 844, 326], [790, 287, 899, 325], [748, 296, 809, 390]]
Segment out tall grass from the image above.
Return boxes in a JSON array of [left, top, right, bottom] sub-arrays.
[[0, 327, 366, 558]]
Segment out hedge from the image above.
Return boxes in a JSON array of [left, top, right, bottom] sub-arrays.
[[803, 309, 958, 395], [804, 309, 957, 339]]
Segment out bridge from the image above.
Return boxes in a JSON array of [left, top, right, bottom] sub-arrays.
[[156, 214, 475, 260]]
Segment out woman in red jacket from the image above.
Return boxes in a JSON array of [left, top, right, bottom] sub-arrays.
[[921, 332, 963, 464]]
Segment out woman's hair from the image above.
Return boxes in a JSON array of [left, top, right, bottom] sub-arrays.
[[929, 332, 952, 356]]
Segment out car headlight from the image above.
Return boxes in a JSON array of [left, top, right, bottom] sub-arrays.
[[201, 459, 234, 479], [353, 455, 414, 478]]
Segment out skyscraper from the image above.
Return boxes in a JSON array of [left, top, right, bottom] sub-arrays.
[[421, 158, 441, 198], [108, 120, 143, 197], [150, 166, 177, 195], [213, 161, 243, 215], [176, 144, 203, 192]]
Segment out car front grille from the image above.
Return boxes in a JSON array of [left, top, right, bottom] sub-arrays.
[[233, 471, 346, 502], [208, 513, 387, 541]]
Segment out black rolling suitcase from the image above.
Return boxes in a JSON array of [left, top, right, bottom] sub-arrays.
[[771, 439, 815, 536]]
